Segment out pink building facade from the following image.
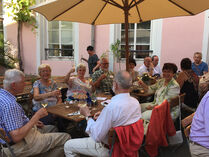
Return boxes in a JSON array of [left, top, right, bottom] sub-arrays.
[[3, 7, 209, 76]]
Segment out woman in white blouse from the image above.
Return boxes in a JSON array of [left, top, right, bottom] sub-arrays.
[[65, 63, 92, 98]]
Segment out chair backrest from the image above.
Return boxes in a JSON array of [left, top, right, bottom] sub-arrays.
[[108, 128, 119, 146], [169, 93, 186, 108], [181, 112, 195, 138], [0, 128, 16, 157]]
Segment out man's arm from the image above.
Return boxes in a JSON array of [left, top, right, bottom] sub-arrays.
[[92, 61, 100, 73], [92, 73, 106, 88], [81, 57, 88, 63], [9, 108, 48, 143], [80, 106, 112, 142]]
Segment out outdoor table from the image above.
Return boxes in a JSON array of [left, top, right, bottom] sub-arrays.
[[47, 94, 112, 122]]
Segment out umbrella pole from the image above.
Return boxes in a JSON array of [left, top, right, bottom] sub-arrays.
[[124, 1, 129, 71]]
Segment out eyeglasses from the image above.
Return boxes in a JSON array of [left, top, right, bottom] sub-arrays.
[[102, 63, 109, 65]]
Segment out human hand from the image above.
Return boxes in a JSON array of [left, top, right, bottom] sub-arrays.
[[146, 105, 154, 110], [35, 108, 48, 119], [51, 90, 61, 97], [100, 74, 107, 80], [93, 111, 101, 120], [36, 121, 44, 128], [138, 79, 144, 85], [79, 106, 91, 117], [93, 67, 97, 73], [69, 68, 75, 74]]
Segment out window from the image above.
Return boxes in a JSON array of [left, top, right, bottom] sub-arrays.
[[121, 21, 152, 59], [46, 21, 74, 58]]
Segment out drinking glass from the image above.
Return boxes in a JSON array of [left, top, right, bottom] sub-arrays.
[[41, 100, 48, 108]]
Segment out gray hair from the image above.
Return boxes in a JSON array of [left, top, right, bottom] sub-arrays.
[[3, 69, 25, 89], [76, 63, 86, 72], [115, 71, 132, 89]]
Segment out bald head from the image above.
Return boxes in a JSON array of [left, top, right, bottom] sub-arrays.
[[100, 57, 109, 71], [115, 71, 132, 89], [144, 57, 152, 67]]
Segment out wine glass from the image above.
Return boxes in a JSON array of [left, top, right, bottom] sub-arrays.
[[41, 103, 48, 108]]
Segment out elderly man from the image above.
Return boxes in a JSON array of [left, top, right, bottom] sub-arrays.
[[92, 57, 114, 93], [191, 52, 208, 76], [189, 91, 209, 157], [152, 55, 162, 76], [138, 56, 154, 76], [0, 69, 70, 157], [81, 46, 100, 76], [64, 71, 142, 157]]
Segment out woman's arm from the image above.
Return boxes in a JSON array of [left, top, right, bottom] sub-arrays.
[[33, 87, 60, 101], [176, 72, 186, 88], [64, 68, 75, 84]]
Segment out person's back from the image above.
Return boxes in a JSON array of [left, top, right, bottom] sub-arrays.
[[189, 91, 209, 157], [181, 79, 198, 108]]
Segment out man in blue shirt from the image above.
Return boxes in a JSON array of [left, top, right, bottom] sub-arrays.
[[192, 52, 208, 76], [0, 69, 70, 157]]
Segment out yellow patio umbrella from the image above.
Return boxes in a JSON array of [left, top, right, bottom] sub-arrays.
[[31, 0, 209, 70]]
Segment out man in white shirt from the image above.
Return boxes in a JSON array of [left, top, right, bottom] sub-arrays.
[[64, 71, 142, 157], [138, 56, 154, 76], [152, 55, 162, 76]]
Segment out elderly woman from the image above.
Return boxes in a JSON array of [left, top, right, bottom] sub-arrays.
[[65, 63, 91, 98], [176, 58, 199, 109], [32, 64, 61, 124], [128, 58, 140, 82], [139, 63, 180, 120]]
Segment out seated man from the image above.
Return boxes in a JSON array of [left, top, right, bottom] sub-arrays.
[[152, 55, 162, 77], [64, 71, 142, 157], [138, 56, 154, 76], [92, 57, 114, 93], [191, 52, 208, 76], [0, 69, 70, 157], [189, 91, 209, 157]]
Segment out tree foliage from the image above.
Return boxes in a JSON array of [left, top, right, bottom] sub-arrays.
[[4, 0, 37, 71], [5, 0, 36, 28]]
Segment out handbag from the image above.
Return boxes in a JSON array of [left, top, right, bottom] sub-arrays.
[[168, 96, 183, 146]]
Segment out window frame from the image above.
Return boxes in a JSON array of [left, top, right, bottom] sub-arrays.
[[120, 21, 153, 60], [46, 21, 75, 59]]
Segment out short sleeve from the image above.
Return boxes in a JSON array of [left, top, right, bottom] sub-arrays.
[[203, 63, 208, 72]]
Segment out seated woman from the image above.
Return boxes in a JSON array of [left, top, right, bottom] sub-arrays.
[[65, 63, 91, 99], [32, 64, 61, 125], [128, 58, 139, 82], [139, 63, 180, 120], [176, 58, 199, 109]]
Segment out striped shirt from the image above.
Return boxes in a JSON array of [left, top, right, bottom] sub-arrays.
[[0, 89, 29, 144]]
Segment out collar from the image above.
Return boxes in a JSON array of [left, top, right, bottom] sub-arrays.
[[111, 93, 130, 101], [0, 88, 17, 101]]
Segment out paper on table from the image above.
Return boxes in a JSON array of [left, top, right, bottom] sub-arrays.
[[67, 111, 80, 116], [96, 97, 107, 101], [101, 99, 111, 107]]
